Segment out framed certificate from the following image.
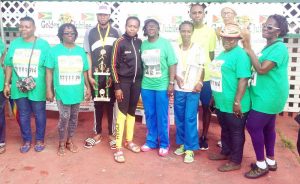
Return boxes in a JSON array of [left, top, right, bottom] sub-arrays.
[[181, 64, 204, 91]]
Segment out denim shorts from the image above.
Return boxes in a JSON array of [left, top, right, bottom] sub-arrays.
[[200, 81, 212, 106]]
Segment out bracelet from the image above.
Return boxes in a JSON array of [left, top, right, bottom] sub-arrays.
[[4, 83, 9, 86], [169, 81, 174, 85], [198, 81, 203, 87], [234, 101, 240, 105]]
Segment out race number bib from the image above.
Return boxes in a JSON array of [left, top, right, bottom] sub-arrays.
[[142, 49, 162, 78], [209, 59, 224, 92], [58, 56, 83, 85], [13, 49, 41, 78]]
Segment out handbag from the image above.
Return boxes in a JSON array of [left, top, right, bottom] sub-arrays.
[[14, 37, 37, 93]]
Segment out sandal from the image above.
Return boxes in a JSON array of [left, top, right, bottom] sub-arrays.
[[34, 141, 45, 152], [84, 137, 102, 149], [0, 143, 6, 154], [57, 143, 65, 156], [125, 142, 140, 153], [66, 142, 79, 153], [20, 142, 31, 153], [109, 139, 116, 150], [114, 150, 125, 163]]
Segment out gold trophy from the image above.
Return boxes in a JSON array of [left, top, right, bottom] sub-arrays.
[[93, 49, 111, 102]]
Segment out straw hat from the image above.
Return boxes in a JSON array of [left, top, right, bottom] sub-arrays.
[[219, 23, 241, 38]]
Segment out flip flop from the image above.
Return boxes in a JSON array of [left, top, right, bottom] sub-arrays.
[[0, 143, 6, 154], [125, 142, 140, 153], [109, 139, 116, 150], [114, 151, 125, 163], [84, 137, 101, 149], [66, 142, 79, 153]]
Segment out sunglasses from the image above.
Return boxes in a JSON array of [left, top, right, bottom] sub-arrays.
[[63, 32, 76, 36], [262, 23, 280, 31]]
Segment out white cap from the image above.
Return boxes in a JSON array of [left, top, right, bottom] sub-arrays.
[[97, 4, 111, 15]]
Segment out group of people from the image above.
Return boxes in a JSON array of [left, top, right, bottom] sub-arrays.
[[0, 2, 293, 179]]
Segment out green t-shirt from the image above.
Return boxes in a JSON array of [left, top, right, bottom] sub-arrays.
[[44, 44, 89, 105], [210, 46, 251, 113], [250, 39, 289, 114], [0, 39, 5, 92], [141, 37, 177, 90], [4, 37, 50, 101]]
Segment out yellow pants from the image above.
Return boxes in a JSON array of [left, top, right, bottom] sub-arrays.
[[115, 111, 135, 149]]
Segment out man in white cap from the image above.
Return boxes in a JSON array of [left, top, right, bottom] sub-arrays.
[[83, 3, 120, 150]]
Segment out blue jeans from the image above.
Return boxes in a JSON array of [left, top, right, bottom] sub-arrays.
[[0, 92, 6, 143], [174, 91, 200, 150], [15, 98, 46, 142], [141, 89, 169, 149]]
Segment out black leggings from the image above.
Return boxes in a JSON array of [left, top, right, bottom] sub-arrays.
[[117, 81, 141, 116], [92, 82, 115, 135]]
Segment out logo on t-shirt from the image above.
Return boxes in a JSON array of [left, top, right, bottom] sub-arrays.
[[142, 49, 162, 78]]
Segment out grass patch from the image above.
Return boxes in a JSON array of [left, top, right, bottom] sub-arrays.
[[278, 130, 295, 150], [277, 129, 300, 164]]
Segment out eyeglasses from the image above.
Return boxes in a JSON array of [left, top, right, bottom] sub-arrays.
[[63, 32, 76, 36], [262, 23, 280, 31]]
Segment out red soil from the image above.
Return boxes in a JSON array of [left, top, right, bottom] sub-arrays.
[[0, 109, 299, 184]]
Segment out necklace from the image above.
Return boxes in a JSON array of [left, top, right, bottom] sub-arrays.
[[97, 24, 110, 57], [180, 42, 193, 70]]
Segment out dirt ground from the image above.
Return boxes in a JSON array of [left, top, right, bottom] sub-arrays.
[[0, 107, 299, 184]]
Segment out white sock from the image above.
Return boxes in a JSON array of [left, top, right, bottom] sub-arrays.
[[256, 161, 267, 169], [266, 157, 276, 166]]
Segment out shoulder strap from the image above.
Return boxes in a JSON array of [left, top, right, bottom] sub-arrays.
[[27, 37, 37, 77], [13, 37, 37, 78]]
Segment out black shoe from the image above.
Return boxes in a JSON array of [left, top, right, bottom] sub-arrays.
[[200, 137, 209, 150], [245, 164, 269, 179], [250, 161, 277, 171], [267, 162, 277, 171]]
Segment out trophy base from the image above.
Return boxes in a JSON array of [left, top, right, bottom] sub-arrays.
[[94, 97, 111, 102], [94, 72, 110, 76]]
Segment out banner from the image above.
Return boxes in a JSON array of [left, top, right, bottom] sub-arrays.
[[34, 2, 283, 111]]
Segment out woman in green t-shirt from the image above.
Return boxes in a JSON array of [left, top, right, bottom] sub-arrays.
[[45, 23, 91, 156], [140, 19, 177, 156], [208, 23, 251, 172], [242, 14, 289, 179], [4, 16, 50, 153]]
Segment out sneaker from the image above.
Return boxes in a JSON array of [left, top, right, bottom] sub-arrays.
[[245, 164, 269, 179], [174, 145, 185, 156], [184, 150, 194, 163], [141, 144, 152, 152], [251, 161, 277, 171], [250, 162, 277, 171], [267, 162, 277, 171], [158, 148, 169, 157], [200, 137, 209, 150], [218, 162, 241, 172]]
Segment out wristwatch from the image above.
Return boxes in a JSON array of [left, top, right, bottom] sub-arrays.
[[169, 81, 175, 85]]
